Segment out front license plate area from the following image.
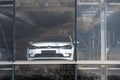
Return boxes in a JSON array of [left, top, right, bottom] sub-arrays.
[[42, 50, 56, 54]]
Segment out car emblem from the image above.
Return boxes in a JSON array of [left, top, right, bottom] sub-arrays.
[[47, 45, 51, 48]]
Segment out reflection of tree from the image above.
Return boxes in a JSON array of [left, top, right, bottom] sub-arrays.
[[2, 64, 120, 80], [55, 64, 75, 80], [77, 10, 100, 31], [78, 73, 99, 80], [15, 64, 75, 80], [108, 75, 120, 80]]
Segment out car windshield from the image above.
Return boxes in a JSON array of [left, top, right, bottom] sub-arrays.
[[33, 35, 71, 42]]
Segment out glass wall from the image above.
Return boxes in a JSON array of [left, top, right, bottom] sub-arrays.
[[1, 0, 120, 80]]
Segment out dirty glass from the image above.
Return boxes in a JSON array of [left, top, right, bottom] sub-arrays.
[[77, 0, 101, 60], [15, 0, 75, 61]]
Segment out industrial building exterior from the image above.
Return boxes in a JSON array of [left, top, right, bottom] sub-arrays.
[[0, 0, 120, 80]]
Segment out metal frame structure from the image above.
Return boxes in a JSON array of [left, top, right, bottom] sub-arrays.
[[1, 0, 120, 80], [1, 60, 120, 65]]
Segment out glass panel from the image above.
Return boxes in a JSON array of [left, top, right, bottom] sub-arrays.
[[107, 1, 120, 60], [0, 0, 13, 61], [15, 0, 75, 61], [78, 65, 101, 80], [15, 64, 75, 80], [77, 0, 101, 60], [108, 65, 120, 80], [0, 65, 12, 80]]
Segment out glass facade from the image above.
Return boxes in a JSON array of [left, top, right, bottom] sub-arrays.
[[1, 0, 120, 80]]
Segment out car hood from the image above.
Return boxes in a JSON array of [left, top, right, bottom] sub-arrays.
[[30, 42, 73, 46]]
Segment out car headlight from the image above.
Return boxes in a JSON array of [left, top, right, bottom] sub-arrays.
[[28, 53, 34, 57], [29, 46, 38, 49], [62, 45, 72, 49]]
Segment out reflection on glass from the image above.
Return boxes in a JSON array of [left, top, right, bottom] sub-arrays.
[[0, 0, 13, 6], [16, 0, 75, 60], [15, 64, 75, 80], [0, 65, 12, 80], [108, 75, 120, 80], [78, 65, 100, 80], [0, 1, 13, 61], [108, 68, 120, 80], [77, 2, 101, 60], [106, 0, 120, 3], [107, 2, 120, 60]]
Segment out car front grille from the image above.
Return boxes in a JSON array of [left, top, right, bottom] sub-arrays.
[[39, 46, 61, 48]]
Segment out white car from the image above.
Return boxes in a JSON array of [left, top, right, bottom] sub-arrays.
[[27, 35, 74, 60]]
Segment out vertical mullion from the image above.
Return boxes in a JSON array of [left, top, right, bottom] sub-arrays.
[[75, 0, 78, 80], [12, 65, 15, 80], [100, 0, 107, 80], [100, 0, 107, 61], [12, 0, 16, 80], [74, 0, 77, 62], [75, 64, 78, 80], [13, 0, 16, 63]]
